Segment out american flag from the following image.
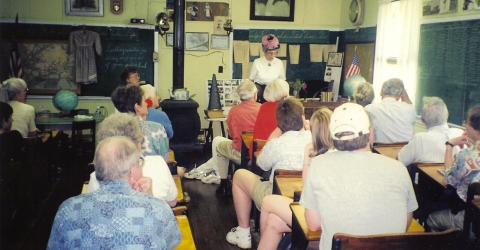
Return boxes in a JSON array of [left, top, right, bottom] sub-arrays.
[[345, 50, 360, 78], [9, 15, 23, 78]]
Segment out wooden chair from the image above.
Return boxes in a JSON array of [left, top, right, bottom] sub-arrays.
[[331, 228, 460, 250], [251, 139, 267, 176], [174, 212, 196, 250], [463, 182, 480, 246], [71, 120, 96, 169]]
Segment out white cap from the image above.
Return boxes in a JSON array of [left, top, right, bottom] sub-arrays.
[[329, 103, 370, 141]]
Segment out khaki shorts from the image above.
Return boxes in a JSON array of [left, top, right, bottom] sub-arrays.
[[252, 179, 273, 210]]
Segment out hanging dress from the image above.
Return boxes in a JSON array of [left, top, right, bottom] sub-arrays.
[[67, 30, 102, 84]]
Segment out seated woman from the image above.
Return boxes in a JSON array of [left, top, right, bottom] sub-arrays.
[[111, 85, 169, 160], [0, 101, 26, 163], [225, 98, 311, 249], [257, 108, 334, 250], [354, 82, 375, 107], [250, 78, 290, 159], [87, 112, 177, 207], [140, 84, 174, 139], [0, 78, 37, 137]]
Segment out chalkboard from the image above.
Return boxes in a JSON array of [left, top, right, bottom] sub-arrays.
[[417, 20, 480, 125], [232, 29, 338, 82], [0, 23, 154, 97]]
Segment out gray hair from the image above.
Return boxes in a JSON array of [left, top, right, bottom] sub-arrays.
[[97, 113, 144, 145], [237, 80, 257, 101], [0, 78, 27, 102], [264, 79, 289, 102], [333, 133, 370, 151], [354, 82, 374, 107], [94, 136, 141, 182], [381, 78, 404, 96], [421, 96, 448, 128]]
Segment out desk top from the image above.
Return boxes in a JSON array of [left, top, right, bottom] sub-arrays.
[[373, 146, 403, 159], [204, 117, 226, 122], [418, 165, 447, 187], [36, 113, 104, 125], [241, 133, 253, 150], [275, 176, 303, 199]]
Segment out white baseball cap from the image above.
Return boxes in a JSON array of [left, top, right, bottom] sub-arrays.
[[329, 103, 370, 141]]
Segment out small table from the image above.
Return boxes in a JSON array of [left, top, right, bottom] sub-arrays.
[[36, 113, 104, 131], [203, 117, 227, 154]]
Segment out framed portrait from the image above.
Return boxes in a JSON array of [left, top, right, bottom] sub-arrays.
[[211, 35, 229, 49], [250, 0, 295, 21], [327, 52, 344, 67], [185, 32, 209, 51], [65, 0, 104, 17], [166, 33, 173, 47]]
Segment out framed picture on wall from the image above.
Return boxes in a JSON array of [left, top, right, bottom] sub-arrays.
[[185, 32, 209, 51], [327, 52, 344, 67], [211, 35, 229, 49], [250, 0, 295, 21], [166, 33, 173, 47], [65, 0, 104, 16]]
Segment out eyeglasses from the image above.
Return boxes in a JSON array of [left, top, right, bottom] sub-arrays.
[[138, 157, 145, 169], [23, 88, 29, 92], [129, 74, 140, 79], [265, 51, 278, 55]]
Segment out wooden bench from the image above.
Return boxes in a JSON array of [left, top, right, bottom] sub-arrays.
[[173, 175, 185, 203], [174, 214, 196, 250]]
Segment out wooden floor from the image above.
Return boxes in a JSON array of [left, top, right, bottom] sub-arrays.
[[1, 153, 260, 250], [183, 177, 260, 250]]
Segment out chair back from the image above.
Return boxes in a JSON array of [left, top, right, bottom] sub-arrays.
[[331, 228, 460, 250], [71, 119, 96, 155], [252, 139, 267, 176], [464, 182, 480, 245]]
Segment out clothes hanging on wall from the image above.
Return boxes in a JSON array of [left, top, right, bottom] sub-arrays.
[[67, 29, 102, 84]]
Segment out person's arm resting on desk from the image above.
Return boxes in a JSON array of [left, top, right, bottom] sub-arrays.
[[305, 208, 321, 231]]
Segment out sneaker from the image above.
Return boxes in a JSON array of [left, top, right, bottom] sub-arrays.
[[226, 227, 251, 249], [201, 173, 221, 184], [184, 168, 207, 180]]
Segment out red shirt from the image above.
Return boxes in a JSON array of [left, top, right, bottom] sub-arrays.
[[250, 101, 279, 158], [227, 100, 261, 151]]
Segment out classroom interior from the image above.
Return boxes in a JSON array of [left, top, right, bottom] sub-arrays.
[[1, 0, 480, 249]]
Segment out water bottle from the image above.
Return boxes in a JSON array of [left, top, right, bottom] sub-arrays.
[[95, 107, 102, 116]]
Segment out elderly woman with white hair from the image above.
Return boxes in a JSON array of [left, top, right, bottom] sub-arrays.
[[249, 34, 286, 103], [0, 78, 37, 137], [87, 112, 178, 207], [140, 84, 173, 139]]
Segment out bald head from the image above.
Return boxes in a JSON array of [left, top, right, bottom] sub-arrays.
[[94, 136, 141, 182]]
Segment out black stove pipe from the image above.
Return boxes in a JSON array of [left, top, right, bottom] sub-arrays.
[[173, 0, 185, 89]]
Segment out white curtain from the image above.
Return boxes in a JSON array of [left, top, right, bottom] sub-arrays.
[[373, 0, 422, 103]]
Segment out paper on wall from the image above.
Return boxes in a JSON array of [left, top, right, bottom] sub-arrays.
[[213, 16, 227, 35], [282, 60, 287, 75], [250, 43, 261, 56], [310, 44, 324, 62], [289, 45, 300, 64], [233, 40, 250, 63], [242, 62, 253, 79], [278, 43, 287, 57]]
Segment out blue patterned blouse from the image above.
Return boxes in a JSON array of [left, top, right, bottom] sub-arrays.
[[47, 180, 181, 249], [446, 141, 480, 201], [138, 117, 170, 158]]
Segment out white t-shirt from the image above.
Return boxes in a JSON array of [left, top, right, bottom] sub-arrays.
[[9, 100, 37, 137], [87, 155, 177, 202], [249, 56, 286, 85], [300, 150, 418, 250]]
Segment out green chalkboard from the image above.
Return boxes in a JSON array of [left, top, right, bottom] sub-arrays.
[[417, 20, 480, 125], [0, 23, 154, 97]]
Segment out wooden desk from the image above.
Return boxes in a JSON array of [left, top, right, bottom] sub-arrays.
[[417, 165, 447, 188], [372, 145, 403, 159], [36, 113, 104, 132], [289, 203, 425, 250], [174, 215, 196, 250], [173, 175, 184, 203], [274, 176, 303, 199], [300, 101, 343, 119]]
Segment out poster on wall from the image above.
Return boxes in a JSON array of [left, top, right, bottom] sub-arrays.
[[186, 2, 229, 21], [423, 0, 458, 15], [463, 0, 480, 10]]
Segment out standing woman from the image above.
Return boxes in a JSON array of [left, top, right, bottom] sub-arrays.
[[249, 34, 286, 103], [0, 78, 37, 137]]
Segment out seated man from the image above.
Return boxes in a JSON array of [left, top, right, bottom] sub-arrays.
[[427, 106, 480, 233], [397, 96, 463, 166], [226, 98, 311, 249], [87, 113, 178, 207], [186, 80, 260, 189], [47, 136, 181, 249], [365, 78, 416, 143], [300, 103, 418, 250]]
